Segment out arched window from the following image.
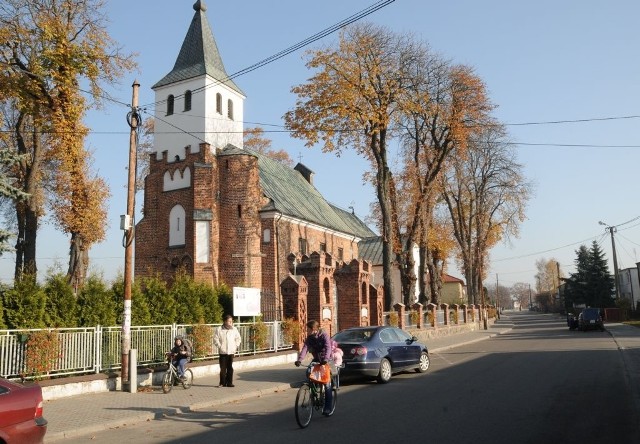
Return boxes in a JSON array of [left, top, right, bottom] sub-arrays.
[[167, 94, 174, 115], [169, 205, 186, 246], [361, 282, 368, 304], [216, 93, 222, 114], [184, 90, 192, 111], [323, 278, 330, 304], [227, 99, 234, 120]]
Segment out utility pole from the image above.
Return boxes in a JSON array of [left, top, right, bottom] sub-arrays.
[[121, 80, 140, 388], [600, 221, 621, 300]]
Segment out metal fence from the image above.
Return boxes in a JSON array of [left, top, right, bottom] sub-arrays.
[[0, 321, 292, 380]]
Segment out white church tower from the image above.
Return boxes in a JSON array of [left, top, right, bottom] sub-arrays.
[[151, 0, 245, 161]]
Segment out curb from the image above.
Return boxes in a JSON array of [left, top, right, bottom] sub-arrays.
[[44, 327, 512, 442]]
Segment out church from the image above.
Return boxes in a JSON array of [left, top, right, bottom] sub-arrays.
[[134, 1, 383, 333]]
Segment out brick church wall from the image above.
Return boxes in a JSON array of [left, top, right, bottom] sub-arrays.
[[217, 151, 262, 288], [136, 145, 210, 283]]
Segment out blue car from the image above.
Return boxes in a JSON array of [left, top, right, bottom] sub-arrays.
[[333, 326, 430, 383]]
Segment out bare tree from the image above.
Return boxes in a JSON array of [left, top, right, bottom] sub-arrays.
[[442, 123, 532, 305]]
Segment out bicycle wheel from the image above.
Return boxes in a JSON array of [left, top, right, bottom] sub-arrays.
[[161, 370, 173, 394], [181, 369, 193, 389], [325, 385, 338, 416], [294, 383, 314, 428]]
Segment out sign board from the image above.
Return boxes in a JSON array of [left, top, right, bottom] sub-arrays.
[[232, 287, 261, 317]]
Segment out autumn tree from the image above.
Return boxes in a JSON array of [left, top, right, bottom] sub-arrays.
[[244, 126, 293, 166], [534, 257, 563, 293], [511, 282, 532, 310], [285, 24, 423, 309], [442, 123, 532, 305], [395, 57, 493, 305], [0, 0, 135, 285], [0, 130, 29, 255]]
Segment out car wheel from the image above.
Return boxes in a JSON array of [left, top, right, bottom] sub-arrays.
[[416, 351, 430, 373], [377, 358, 392, 383]]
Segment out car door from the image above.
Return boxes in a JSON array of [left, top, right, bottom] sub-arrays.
[[379, 328, 406, 369], [392, 328, 421, 368]]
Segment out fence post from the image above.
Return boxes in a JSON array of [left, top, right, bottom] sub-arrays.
[[95, 325, 101, 374], [273, 321, 280, 352]]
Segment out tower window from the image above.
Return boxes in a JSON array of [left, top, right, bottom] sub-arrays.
[[299, 238, 307, 255], [237, 204, 242, 218], [227, 99, 234, 120], [184, 90, 192, 111], [167, 95, 174, 116], [216, 93, 222, 114], [319, 243, 326, 252]]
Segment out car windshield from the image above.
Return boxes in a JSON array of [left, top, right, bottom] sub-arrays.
[[333, 328, 375, 342], [582, 309, 600, 320]]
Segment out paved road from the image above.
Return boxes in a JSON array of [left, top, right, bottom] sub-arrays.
[[44, 312, 640, 443]]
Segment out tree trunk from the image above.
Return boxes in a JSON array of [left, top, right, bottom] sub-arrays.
[[67, 232, 88, 292], [372, 130, 395, 311], [14, 113, 41, 281], [418, 243, 428, 305]]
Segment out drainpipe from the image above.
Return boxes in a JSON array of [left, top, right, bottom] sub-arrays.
[[275, 213, 283, 320]]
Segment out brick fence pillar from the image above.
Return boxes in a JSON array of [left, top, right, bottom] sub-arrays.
[[411, 302, 423, 328], [426, 303, 437, 328], [394, 303, 406, 329], [440, 303, 450, 325]]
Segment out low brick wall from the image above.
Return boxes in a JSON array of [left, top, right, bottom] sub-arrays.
[[41, 351, 298, 401], [407, 319, 487, 343]]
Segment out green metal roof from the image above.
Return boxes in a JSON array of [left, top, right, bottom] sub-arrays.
[[219, 145, 375, 239], [358, 236, 383, 266], [152, 1, 243, 94]]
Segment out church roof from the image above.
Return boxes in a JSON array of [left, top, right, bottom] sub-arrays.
[[358, 236, 383, 266], [220, 146, 375, 239], [152, 1, 243, 94]]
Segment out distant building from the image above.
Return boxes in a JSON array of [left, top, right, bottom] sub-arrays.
[[619, 266, 640, 310], [441, 273, 467, 305]]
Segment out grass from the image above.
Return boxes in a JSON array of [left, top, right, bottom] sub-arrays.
[[623, 320, 640, 328]]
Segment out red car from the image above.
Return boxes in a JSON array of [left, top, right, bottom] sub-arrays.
[[0, 378, 47, 444]]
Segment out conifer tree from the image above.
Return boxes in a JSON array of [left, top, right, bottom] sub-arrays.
[[43, 272, 78, 327], [565, 242, 614, 308]]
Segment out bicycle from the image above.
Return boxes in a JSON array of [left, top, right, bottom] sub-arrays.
[[294, 361, 341, 428], [161, 353, 193, 393]]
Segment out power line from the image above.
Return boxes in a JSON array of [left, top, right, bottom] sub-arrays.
[[144, 0, 396, 109], [503, 115, 640, 126]]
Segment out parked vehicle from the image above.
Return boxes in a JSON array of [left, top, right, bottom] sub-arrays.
[[0, 378, 48, 444], [578, 308, 605, 332], [332, 326, 430, 383]]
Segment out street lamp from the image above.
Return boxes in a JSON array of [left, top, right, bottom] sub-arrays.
[[599, 221, 621, 300]]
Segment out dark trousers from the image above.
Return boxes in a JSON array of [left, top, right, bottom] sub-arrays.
[[219, 354, 235, 386]]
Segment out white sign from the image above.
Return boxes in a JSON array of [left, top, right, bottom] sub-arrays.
[[233, 287, 261, 317]]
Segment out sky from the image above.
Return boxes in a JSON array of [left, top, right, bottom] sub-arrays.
[[2, 0, 640, 290]]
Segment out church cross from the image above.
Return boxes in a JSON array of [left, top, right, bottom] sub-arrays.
[[232, 238, 266, 288]]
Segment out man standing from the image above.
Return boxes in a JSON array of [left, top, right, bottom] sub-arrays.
[[214, 314, 242, 387]]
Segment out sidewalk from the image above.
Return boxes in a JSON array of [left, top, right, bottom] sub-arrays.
[[44, 321, 514, 442]]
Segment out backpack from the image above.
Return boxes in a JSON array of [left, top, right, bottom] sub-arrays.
[[330, 338, 343, 366]]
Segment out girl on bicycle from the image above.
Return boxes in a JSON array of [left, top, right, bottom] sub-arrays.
[[169, 337, 190, 380], [295, 320, 333, 416]]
